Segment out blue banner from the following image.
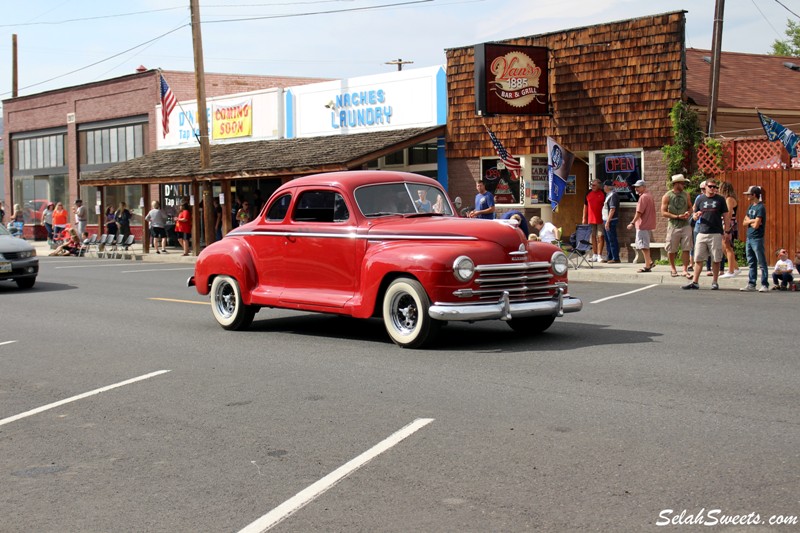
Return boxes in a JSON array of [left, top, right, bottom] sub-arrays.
[[547, 137, 574, 211], [758, 111, 799, 158]]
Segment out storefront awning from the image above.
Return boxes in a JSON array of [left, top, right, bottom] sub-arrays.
[[79, 126, 446, 187]]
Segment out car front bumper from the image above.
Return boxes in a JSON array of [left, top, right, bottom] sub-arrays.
[[428, 287, 582, 322], [0, 258, 39, 281]]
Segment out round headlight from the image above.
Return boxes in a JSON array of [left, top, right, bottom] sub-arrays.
[[551, 251, 569, 276], [453, 255, 475, 282]]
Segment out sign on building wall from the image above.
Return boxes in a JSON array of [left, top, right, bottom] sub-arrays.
[[157, 89, 282, 148], [474, 43, 549, 116], [286, 66, 446, 138], [212, 100, 253, 140]]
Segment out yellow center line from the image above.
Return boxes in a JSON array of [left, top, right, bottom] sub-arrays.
[[148, 297, 210, 306]]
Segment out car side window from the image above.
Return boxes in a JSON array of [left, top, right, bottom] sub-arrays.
[[266, 194, 292, 221], [293, 190, 348, 223]]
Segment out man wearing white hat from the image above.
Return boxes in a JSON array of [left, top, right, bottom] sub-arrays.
[[627, 180, 656, 272], [661, 174, 693, 278]]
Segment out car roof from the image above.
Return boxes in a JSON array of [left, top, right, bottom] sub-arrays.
[[276, 171, 441, 193]]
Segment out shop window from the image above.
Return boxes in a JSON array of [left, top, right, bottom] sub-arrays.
[[384, 150, 405, 166], [12, 134, 66, 171], [80, 123, 147, 167], [408, 144, 437, 165], [481, 157, 523, 205], [591, 150, 642, 202], [12, 174, 67, 224]]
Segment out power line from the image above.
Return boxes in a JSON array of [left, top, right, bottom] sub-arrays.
[[203, 0, 433, 24], [773, 0, 800, 20], [0, 6, 187, 28], [0, 23, 188, 98]]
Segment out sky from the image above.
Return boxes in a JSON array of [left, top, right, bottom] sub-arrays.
[[1, 0, 799, 115]]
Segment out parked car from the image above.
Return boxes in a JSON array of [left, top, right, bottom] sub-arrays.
[[0, 224, 39, 289], [23, 199, 51, 224], [189, 171, 582, 348]]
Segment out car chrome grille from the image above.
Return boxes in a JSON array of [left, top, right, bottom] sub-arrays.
[[468, 261, 555, 302], [1, 252, 26, 260]]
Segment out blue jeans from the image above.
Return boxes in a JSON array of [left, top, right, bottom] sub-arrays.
[[604, 219, 620, 261], [745, 237, 768, 287]]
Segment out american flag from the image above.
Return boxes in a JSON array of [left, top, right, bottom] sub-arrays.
[[486, 127, 521, 177], [160, 74, 177, 138]]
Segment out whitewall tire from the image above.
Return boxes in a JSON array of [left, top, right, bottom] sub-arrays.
[[382, 278, 439, 348], [210, 275, 256, 330]]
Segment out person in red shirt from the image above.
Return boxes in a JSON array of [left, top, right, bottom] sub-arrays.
[[582, 178, 605, 262], [175, 201, 192, 256], [627, 180, 657, 272]]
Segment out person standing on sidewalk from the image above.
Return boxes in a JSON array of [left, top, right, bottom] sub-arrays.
[[582, 178, 606, 262], [740, 185, 768, 292], [601, 180, 621, 263], [73, 199, 87, 236], [718, 181, 740, 278], [682, 179, 730, 290], [627, 180, 656, 272], [661, 174, 693, 278]]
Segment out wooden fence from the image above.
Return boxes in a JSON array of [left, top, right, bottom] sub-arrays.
[[718, 170, 800, 257]]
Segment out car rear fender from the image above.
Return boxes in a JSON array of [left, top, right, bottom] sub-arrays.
[[193, 239, 258, 302]]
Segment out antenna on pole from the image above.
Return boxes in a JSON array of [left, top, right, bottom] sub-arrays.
[[385, 58, 413, 71]]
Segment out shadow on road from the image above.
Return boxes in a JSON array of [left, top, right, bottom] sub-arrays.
[[246, 313, 662, 352], [0, 281, 78, 294]]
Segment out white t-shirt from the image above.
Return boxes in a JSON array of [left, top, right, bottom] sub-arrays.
[[774, 258, 793, 273], [539, 222, 559, 243]]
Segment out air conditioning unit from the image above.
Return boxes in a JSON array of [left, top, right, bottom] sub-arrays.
[[67, 113, 75, 123]]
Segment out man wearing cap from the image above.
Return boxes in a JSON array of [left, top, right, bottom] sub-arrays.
[[601, 180, 621, 263], [740, 185, 768, 292], [661, 174, 693, 277], [73, 199, 87, 236], [683, 178, 730, 290], [627, 180, 656, 271]]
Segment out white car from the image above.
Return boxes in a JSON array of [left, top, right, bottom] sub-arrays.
[[0, 224, 38, 289]]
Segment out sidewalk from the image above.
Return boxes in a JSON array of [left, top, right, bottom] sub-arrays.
[[33, 240, 197, 264], [32, 239, 755, 287]]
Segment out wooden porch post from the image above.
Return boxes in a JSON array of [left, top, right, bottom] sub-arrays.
[[142, 185, 151, 254], [191, 180, 200, 256], [221, 179, 232, 236]]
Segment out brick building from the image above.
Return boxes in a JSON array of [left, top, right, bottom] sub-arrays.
[[2, 69, 326, 238]]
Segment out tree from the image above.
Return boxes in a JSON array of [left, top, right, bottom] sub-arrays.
[[771, 19, 800, 56]]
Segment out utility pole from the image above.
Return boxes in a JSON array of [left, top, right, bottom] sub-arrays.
[[190, 0, 216, 253], [385, 58, 413, 71], [706, 0, 725, 137], [12, 34, 18, 97]]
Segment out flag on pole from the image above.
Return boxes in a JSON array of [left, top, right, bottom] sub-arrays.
[[758, 111, 799, 158], [485, 126, 521, 178], [159, 74, 177, 138], [547, 137, 575, 212]]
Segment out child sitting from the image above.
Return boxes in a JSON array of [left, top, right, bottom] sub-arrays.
[[771, 248, 794, 290]]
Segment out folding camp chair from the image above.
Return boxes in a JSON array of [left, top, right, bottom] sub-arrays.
[[563, 224, 593, 269]]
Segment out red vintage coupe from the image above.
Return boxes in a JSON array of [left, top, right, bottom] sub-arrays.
[[189, 171, 581, 348]]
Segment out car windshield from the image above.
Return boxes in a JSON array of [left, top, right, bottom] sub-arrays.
[[354, 183, 453, 217], [0, 224, 10, 237]]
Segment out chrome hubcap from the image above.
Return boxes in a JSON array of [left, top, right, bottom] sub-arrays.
[[214, 282, 235, 318], [391, 292, 418, 333]]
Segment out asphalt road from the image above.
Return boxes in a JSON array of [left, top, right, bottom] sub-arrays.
[[1, 259, 798, 532]]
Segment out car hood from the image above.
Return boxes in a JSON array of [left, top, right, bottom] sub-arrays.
[[366, 216, 525, 247], [0, 235, 36, 254]]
